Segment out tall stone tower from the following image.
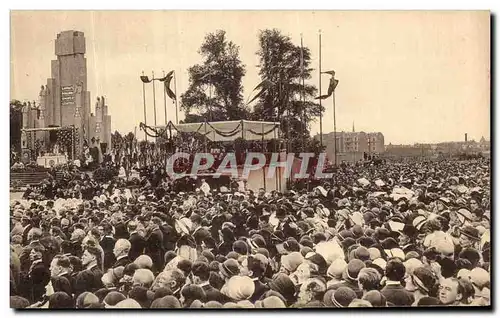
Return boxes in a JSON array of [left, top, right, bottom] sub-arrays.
[[24, 30, 112, 161], [50, 31, 90, 129]]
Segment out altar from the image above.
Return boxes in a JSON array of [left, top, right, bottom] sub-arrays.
[[37, 154, 67, 168]]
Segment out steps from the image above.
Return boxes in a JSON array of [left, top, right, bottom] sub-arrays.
[[10, 171, 53, 186]]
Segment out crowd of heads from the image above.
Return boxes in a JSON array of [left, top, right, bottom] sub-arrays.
[[10, 157, 490, 309]]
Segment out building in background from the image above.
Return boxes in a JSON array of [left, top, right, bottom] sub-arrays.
[[20, 30, 111, 161], [319, 125, 385, 163]]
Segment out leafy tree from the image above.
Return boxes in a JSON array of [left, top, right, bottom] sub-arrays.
[[10, 100, 24, 152], [250, 29, 324, 152], [181, 30, 249, 123]]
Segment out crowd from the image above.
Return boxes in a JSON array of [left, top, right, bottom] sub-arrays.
[[9, 157, 491, 309]]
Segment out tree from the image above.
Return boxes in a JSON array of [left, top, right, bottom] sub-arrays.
[[180, 30, 249, 123], [10, 100, 24, 152], [250, 29, 324, 152]]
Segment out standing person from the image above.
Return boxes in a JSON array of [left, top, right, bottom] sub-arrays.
[[99, 223, 116, 271], [127, 221, 146, 262], [145, 217, 165, 274], [112, 239, 132, 268], [73, 241, 104, 297], [24, 247, 50, 303], [380, 259, 414, 306]]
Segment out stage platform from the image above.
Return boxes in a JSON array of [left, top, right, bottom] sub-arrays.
[[37, 154, 67, 168]]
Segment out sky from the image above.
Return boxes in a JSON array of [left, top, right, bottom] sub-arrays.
[[10, 11, 490, 144]]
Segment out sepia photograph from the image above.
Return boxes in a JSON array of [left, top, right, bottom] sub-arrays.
[[9, 10, 490, 309]]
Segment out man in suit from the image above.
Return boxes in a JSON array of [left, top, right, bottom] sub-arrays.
[[127, 221, 146, 262], [73, 241, 104, 297], [99, 223, 116, 271], [191, 261, 227, 303], [19, 228, 45, 272], [112, 239, 131, 268], [381, 259, 415, 306], [48, 254, 73, 296], [24, 246, 50, 303], [145, 217, 165, 274]]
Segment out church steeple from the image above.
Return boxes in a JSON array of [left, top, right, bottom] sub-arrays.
[[352, 121, 355, 133]]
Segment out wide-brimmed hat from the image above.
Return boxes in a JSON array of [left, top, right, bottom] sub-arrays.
[[459, 226, 480, 241]]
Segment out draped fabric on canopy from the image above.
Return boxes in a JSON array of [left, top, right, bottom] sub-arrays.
[[155, 120, 281, 142]]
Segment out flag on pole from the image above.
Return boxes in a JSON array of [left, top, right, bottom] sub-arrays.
[[315, 75, 339, 100], [160, 71, 176, 101], [247, 79, 275, 104]]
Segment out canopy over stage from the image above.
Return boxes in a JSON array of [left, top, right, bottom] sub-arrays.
[[152, 120, 281, 142]]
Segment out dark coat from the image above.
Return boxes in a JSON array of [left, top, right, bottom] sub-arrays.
[[51, 275, 72, 296], [201, 283, 227, 303], [129, 232, 146, 262], [100, 236, 117, 271], [145, 228, 165, 273], [73, 265, 104, 297], [22, 260, 50, 303], [250, 277, 270, 303], [113, 256, 131, 268], [114, 223, 129, 240], [381, 283, 415, 307]]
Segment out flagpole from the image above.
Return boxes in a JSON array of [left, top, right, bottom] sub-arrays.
[[142, 71, 148, 142], [163, 70, 167, 125], [152, 71, 157, 138], [333, 90, 337, 166], [319, 30, 323, 148], [174, 71, 179, 124], [300, 33, 306, 153]]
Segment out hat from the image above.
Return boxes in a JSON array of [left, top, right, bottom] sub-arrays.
[[381, 237, 399, 250], [412, 267, 437, 294], [368, 247, 381, 260], [403, 258, 423, 276], [412, 216, 427, 231], [330, 287, 357, 307], [281, 252, 304, 273], [222, 276, 255, 301], [362, 290, 387, 307], [469, 267, 489, 289], [336, 230, 354, 241], [353, 246, 370, 261], [372, 258, 387, 270], [344, 259, 366, 281], [305, 253, 328, 275], [384, 248, 405, 261], [456, 209, 473, 224], [327, 258, 347, 279], [359, 236, 376, 249], [255, 296, 286, 308], [103, 291, 127, 307], [219, 259, 240, 278], [459, 226, 480, 241], [268, 273, 296, 301]]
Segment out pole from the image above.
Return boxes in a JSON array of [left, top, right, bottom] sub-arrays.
[[262, 122, 266, 191], [301, 34, 306, 153], [174, 71, 179, 124], [333, 91, 337, 166], [163, 71, 168, 125], [72, 126, 75, 161], [152, 71, 157, 131], [142, 71, 148, 142], [319, 30, 323, 148]]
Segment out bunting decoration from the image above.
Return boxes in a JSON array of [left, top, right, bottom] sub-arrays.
[[160, 70, 176, 101], [315, 72, 339, 100]]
